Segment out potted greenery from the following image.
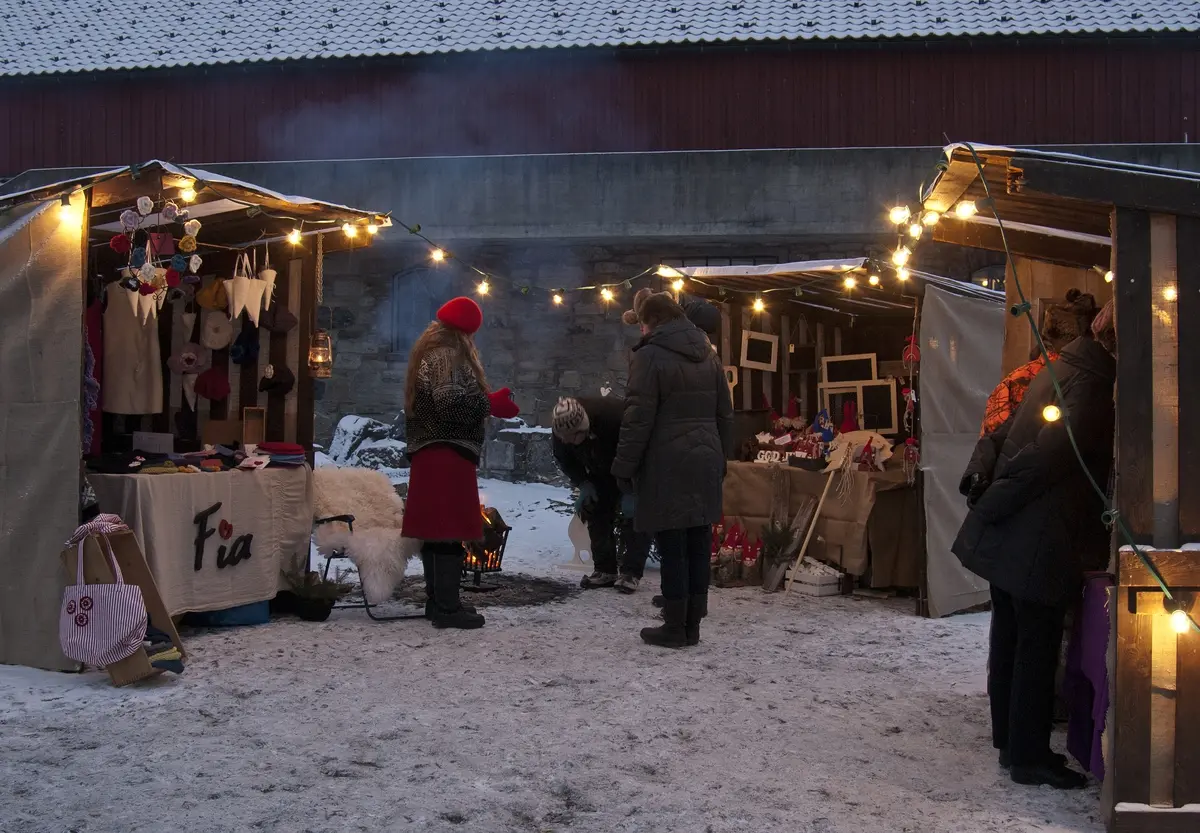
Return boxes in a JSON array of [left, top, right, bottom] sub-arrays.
[[760, 518, 798, 592], [278, 566, 353, 622]]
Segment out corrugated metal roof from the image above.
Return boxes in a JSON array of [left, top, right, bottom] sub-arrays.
[[0, 1, 1197, 77]]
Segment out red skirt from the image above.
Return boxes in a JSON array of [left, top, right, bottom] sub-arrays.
[[402, 445, 483, 542]]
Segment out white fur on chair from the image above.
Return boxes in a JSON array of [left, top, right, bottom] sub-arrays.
[[312, 467, 422, 605]]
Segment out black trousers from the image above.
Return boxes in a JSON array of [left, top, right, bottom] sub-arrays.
[[655, 526, 711, 600], [586, 499, 651, 577], [988, 585, 1066, 767]]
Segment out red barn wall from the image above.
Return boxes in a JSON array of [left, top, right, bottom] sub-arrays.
[[2, 37, 1197, 174]]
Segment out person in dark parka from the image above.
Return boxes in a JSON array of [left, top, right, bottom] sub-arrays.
[[952, 301, 1116, 790], [613, 290, 734, 648], [552, 394, 652, 593]]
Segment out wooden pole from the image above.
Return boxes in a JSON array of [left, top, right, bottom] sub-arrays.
[[784, 469, 835, 595]]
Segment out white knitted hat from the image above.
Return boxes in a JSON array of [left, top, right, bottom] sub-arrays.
[[552, 397, 590, 439]]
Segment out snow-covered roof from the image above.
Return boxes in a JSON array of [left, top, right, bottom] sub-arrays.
[[0, 1, 1196, 77]]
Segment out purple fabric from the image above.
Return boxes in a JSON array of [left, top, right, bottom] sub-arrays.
[[1063, 573, 1113, 780]]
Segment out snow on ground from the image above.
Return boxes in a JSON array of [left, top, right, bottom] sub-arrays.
[[0, 482, 1102, 833]]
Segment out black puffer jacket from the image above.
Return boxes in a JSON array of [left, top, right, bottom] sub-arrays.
[[612, 317, 734, 533], [952, 336, 1116, 607], [551, 395, 625, 497]]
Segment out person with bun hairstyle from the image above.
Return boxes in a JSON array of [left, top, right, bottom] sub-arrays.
[[615, 288, 733, 648], [402, 296, 520, 629]]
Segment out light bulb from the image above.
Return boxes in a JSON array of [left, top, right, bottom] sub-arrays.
[[286, 229, 302, 245], [954, 200, 978, 219], [868, 274, 880, 286], [889, 206, 911, 225], [179, 183, 197, 202], [1164, 286, 1178, 302], [367, 223, 379, 235], [342, 223, 357, 238], [430, 248, 445, 262], [752, 297, 765, 313], [600, 288, 614, 302], [1104, 270, 1114, 284], [656, 265, 683, 278], [672, 278, 685, 292], [843, 276, 857, 290], [892, 246, 911, 267], [897, 268, 910, 282], [57, 197, 78, 223], [1172, 609, 1191, 634], [1042, 404, 1062, 422], [552, 293, 564, 305], [908, 223, 923, 240], [477, 280, 490, 295], [922, 210, 940, 226]]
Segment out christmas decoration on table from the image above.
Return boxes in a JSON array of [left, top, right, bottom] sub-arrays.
[[857, 438, 879, 472], [903, 437, 920, 486], [825, 429, 893, 475], [811, 409, 835, 444], [713, 523, 747, 587], [838, 400, 860, 434]]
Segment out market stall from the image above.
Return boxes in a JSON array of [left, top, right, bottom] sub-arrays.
[[666, 258, 1003, 614], [0, 162, 389, 671]]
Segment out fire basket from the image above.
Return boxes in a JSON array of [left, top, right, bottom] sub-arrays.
[[462, 506, 510, 592]]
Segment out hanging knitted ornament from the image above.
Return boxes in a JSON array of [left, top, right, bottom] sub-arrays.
[[110, 234, 131, 254], [183, 219, 202, 237], [178, 235, 197, 253], [120, 209, 140, 231], [165, 268, 182, 288], [188, 254, 202, 273], [130, 246, 147, 269], [138, 258, 157, 284], [161, 201, 180, 222], [170, 254, 187, 272], [136, 196, 154, 216]]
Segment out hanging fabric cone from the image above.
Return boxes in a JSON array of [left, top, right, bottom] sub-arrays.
[[257, 245, 277, 311], [180, 312, 197, 338], [182, 374, 197, 410], [224, 253, 253, 320], [118, 284, 139, 318], [243, 280, 267, 327]]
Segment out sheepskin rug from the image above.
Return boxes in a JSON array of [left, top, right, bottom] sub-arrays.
[[312, 467, 422, 605]]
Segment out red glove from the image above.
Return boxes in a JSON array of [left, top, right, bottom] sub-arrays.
[[488, 387, 520, 418]]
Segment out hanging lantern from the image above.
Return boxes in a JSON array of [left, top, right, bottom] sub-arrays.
[[308, 306, 333, 378]]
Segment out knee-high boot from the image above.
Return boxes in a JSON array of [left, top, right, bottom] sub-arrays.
[[430, 545, 485, 630], [422, 546, 476, 620]]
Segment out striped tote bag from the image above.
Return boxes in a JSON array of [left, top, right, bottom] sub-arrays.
[[60, 524, 148, 667]]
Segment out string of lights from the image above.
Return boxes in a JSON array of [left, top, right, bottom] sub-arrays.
[[894, 142, 1197, 636]]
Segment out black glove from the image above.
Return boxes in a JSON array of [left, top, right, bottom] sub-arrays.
[[966, 473, 989, 508]]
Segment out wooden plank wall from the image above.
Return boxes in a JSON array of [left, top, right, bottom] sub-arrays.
[[1109, 207, 1200, 831], [1004, 256, 1112, 375]]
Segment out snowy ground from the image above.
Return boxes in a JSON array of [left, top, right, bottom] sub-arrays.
[[0, 480, 1102, 833]]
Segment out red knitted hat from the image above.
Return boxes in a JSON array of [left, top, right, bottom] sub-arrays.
[[436, 296, 483, 334], [194, 367, 230, 401]]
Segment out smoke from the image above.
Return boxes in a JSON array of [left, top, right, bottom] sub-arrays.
[[258, 53, 649, 160]]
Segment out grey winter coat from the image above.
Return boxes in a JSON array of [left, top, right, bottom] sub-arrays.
[[611, 317, 734, 533]]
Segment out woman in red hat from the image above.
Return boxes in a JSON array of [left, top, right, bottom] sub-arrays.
[[402, 296, 519, 629]]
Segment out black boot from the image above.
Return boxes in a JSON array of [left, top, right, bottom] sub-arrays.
[[652, 595, 665, 608], [641, 598, 688, 648], [1010, 761, 1088, 789], [685, 594, 707, 646], [422, 549, 475, 620], [430, 548, 484, 629]]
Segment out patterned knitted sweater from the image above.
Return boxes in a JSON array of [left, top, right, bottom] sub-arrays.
[[406, 347, 491, 462]]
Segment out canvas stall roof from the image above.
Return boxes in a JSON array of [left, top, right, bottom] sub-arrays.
[[0, 160, 391, 252], [920, 143, 1200, 267], [0, 1, 1196, 77], [674, 258, 1001, 317]]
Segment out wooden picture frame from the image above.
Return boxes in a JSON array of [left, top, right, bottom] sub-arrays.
[[739, 331, 779, 372], [820, 353, 877, 384], [818, 378, 899, 435]]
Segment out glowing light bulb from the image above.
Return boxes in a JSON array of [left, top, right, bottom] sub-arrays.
[[552, 293, 564, 305], [954, 200, 978, 219], [922, 210, 940, 226], [908, 223, 923, 240], [656, 265, 683, 278], [843, 276, 857, 290], [57, 198, 78, 223], [671, 278, 685, 292], [179, 182, 197, 202], [1172, 609, 1191, 634], [286, 229, 302, 245], [752, 297, 765, 313], [889, 205, 911, 225], [1042, 404, 1062, 422], [342, 223, 357, 238], [366, 223, 379, 235], [1104, 270, 1114, 284], [897, 268, 910, 282], [477, 280, 490, 295], [892, 246, 911, 267], [600, 288, 614, 302], [430, 248, 445, 262], [1164, 286, 1178, 302], [868, 274, 880, 287]]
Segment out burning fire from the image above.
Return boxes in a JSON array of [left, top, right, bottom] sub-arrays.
[[463, 506, 508, 573]]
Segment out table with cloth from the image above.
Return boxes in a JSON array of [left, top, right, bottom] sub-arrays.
[[721, 461, 921, 586], [88, 466, 313, 616]]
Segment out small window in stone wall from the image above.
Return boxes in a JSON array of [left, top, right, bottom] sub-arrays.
[[390, 267, 456, 355], [660, 256, 780, 268]]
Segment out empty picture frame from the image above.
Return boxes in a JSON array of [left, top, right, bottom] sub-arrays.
[[821, 353, 877, 384], [819, 378, 899, 435], [740, 331, 779, 372]]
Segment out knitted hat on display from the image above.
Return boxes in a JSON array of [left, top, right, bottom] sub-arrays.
[[194, 367, 230, 401], [436, 296, 483, 335], [258, 364, 296, 396], [200, 312, 235, 350], [229, 327, 260, 365], [260, 302, 298, 334], [552, 397, 590, 441]]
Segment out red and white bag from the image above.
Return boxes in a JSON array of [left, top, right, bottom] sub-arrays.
[[61, 515, 148, 667]]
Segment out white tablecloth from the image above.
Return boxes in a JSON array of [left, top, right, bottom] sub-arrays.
[[89, 466, 313, 616]]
